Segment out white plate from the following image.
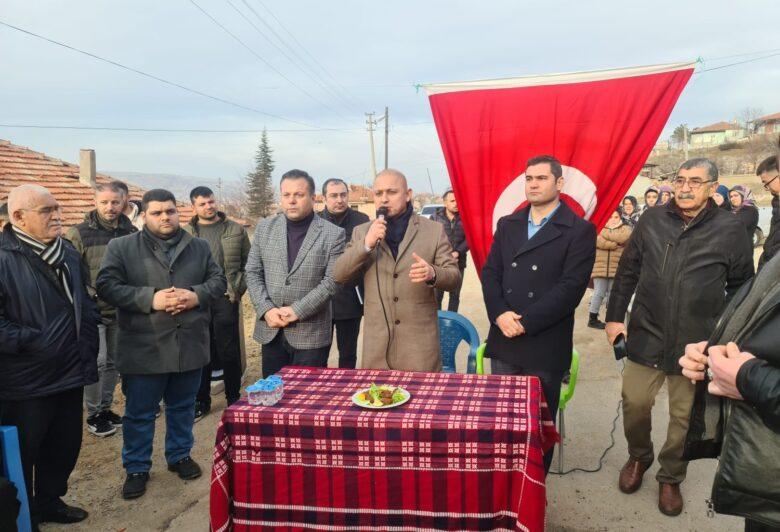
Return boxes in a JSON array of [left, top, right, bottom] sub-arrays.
[[351, 387, 411, 409]]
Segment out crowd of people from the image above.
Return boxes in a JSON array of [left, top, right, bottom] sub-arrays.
[[0, 150, 778, 530]]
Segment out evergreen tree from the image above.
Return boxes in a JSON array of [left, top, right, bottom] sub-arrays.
[[246, 129, 275, 218]]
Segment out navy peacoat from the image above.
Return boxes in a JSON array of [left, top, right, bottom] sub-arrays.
[[481, 202, 596, 372]]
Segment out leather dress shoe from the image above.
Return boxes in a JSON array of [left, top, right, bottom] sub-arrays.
[[618, 457, 651, 494], [37, 502, 88, 524], [659, 482, 684, 516]]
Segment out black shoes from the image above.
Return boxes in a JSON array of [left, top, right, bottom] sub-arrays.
[[37, 500, 88, 524], [194, 401, 211, 423], [103, 410, 123, 427], [588, 312, 606, 330], [122, 472, 150, 500], [168, 456, 203, 480], [86, 413, 117, 438], [123, 458, 199, 501]]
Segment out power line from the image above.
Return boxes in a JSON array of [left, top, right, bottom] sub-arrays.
[[696, 51, 780, 73], [0, 123, 361, 133], [232, 0, 360, 115], [705, 46, 780, 62], [188, 0, 350, 122], [0, 19, 319, 128], [252, 0, 366, 109]]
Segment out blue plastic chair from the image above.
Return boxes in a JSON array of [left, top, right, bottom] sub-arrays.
[[437, 311, 480, 373], [1, 425, 32, 532]]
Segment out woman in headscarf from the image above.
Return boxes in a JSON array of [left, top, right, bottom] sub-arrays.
[[620, 195, 640, 227], [642, 185, 659, 212], [658, 184, 674, 206], [729, 184, 759, 243], [712, 184, 732, 210]]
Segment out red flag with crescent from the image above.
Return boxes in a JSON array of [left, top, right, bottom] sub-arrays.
[[424, 61, 695, 272]]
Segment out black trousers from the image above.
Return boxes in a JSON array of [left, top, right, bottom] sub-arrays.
[[197, 296, 242, 406], [745, 519, 780, 531], [435, 266, 465, 313], [332, 317, 361, 369], [261, 332, 330, 378], [490, 358, 565, 475], [0, 475, 20, 531], [0, 387, 83, 515]]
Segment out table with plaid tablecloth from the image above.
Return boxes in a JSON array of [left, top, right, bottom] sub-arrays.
[[210, 366, 558, 532]]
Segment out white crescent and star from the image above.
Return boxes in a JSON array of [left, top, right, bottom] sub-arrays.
[[492, 165, 597, 232]]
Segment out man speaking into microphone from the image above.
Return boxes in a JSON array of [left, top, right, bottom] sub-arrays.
[[334, 169, 460, 372]]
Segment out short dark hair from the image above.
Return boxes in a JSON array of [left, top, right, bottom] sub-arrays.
[[114, 181, 129, 194], [0, 203, 7, 216], [322, 178, 348, 196], [678, 157, 718, 181], [757, 155, 778, 176], [95, 182, 126, 195], [442, 189, 454, 200], [281, 169, 315, 195], [189, 186, 214, 203], [526, 155, 563, 178], [141, 189, 176, 212]]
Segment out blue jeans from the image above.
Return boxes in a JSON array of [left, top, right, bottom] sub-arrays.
[[121, 369, 202, 474]]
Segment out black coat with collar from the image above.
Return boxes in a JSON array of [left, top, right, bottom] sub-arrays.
[[0, 225, 100, 400], [482, 202, 596, 371]]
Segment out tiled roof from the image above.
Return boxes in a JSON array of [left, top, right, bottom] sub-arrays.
[[691, 121, 742, 133], [755, 112, 780, 123], [0, 139, 193, 227]]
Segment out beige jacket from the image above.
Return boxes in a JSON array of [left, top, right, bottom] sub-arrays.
[[333, 214, 461, 372]]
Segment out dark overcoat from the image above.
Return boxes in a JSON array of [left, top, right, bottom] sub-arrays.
[[482, 202, 596, 372], [96, 229, 226, 375]]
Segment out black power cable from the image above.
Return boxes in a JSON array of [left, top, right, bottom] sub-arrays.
[[549, 360, 625, 475]]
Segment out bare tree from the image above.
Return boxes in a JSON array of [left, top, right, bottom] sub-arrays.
[[738, 107, 764, 134]]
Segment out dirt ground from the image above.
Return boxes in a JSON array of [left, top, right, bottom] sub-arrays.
[[44, 252, 753, 532]]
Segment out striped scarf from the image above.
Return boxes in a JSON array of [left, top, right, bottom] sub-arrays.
[[13, 226, 74, 304]]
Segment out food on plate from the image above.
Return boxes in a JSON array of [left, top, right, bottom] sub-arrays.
[[355, 383, 407, 407]]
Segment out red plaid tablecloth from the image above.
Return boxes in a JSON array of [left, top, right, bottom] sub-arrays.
[[210, 367, 559, 532]]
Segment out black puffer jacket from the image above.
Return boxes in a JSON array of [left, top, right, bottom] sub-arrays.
[[430, 208, 468, 269], [0, 225, 99, 400], [606, 200, 754, 374]]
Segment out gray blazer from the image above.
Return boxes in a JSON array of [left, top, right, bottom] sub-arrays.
[[246, 213, 345, 349], [96, 230, 227, 375]]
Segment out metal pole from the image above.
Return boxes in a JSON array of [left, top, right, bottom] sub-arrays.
[[384, 106, 389, 170], [366, 112, 377, 178], [426, 168, 435, 195]]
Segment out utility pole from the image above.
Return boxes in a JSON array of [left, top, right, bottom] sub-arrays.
[[683, 124, 689, 161], [217, 177, 223, 202], [426, 168, 435, 195], [365, 112, 377, 178], [383, 106, 389, 170]]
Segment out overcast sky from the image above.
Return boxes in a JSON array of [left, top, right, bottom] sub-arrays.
[[1, 1, 778, 193]]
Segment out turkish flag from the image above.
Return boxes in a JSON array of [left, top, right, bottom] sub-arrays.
[[425, 62, 695, 272]]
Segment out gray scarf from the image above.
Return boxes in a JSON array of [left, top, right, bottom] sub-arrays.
[[12, 226, 73, 304]]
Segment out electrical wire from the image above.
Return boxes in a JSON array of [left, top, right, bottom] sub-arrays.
[[187, 0, 351, 122], [0, 123, 360, 133], [232, 0, 360, 116], [696, 51, 780, 73], [549, 360, 625, 476], [0, 19, 318, 128]]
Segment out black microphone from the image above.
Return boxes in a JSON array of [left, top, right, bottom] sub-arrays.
[[375, 207, 389, 242]]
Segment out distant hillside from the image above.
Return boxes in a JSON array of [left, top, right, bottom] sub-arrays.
[[105, 171, 243, 203]]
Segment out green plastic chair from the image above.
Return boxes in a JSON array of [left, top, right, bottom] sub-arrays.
[[475, 344, 580, 471]]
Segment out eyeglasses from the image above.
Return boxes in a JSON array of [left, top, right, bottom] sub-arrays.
[[762, 174, 779, 190], [672, 177, 714, 189], [20, 205, 62, 216]]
